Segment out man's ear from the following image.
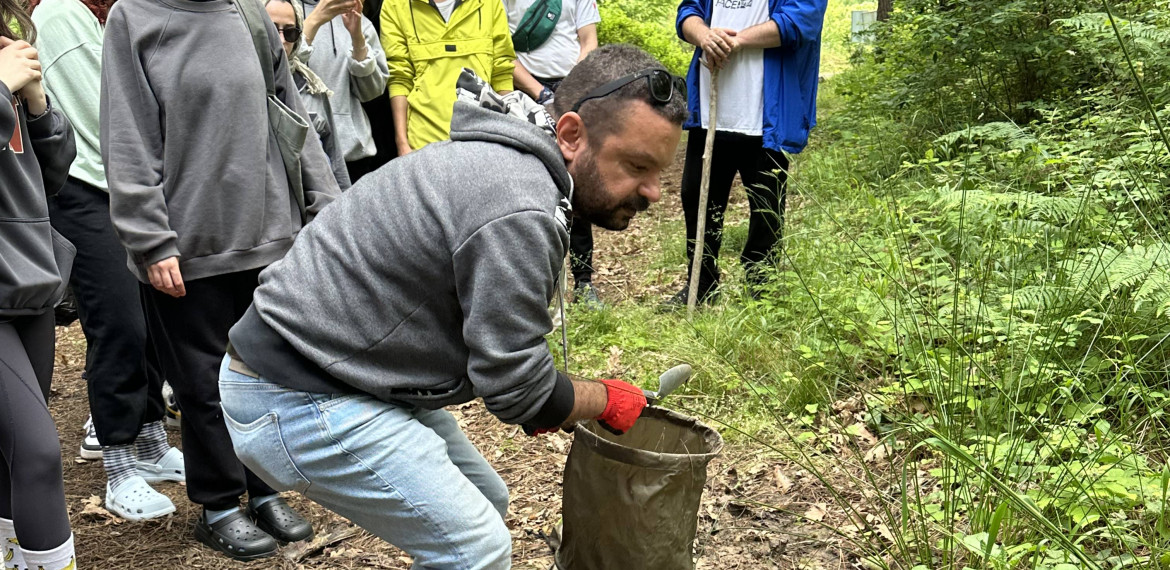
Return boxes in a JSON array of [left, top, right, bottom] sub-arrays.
[[556, 112, 587, 164]]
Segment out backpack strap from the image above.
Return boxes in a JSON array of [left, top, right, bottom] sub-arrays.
[[234, 0, 277, 96]]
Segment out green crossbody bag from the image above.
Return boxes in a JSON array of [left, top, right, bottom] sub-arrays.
[[512, 0, 562, 52]]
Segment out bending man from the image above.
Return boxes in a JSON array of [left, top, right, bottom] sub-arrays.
[[221, 44, 687, 567]]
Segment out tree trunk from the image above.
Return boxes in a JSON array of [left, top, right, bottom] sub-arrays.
[[877, 0, 893, 21]]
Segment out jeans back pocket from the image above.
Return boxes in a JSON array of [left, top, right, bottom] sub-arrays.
[[221, 407, 311, 494]]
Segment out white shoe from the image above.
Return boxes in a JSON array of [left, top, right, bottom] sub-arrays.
[[79, 416, 102, 460], [106, 476, 175, 521], [137, 447, 185, 484]]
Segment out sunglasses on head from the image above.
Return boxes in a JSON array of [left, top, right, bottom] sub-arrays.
[[570, 68, 686, 114], [277, 25, 302, 43]]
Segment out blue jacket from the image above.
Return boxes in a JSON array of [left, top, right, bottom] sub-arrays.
[[676, 0, 827, 153]]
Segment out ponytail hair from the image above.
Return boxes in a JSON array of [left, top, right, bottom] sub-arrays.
[[0, 0, 35, 43]]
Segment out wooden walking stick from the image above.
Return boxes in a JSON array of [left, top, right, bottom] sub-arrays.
[[687, 67, 718, 315]]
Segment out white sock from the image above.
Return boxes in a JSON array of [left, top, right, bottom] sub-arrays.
[[20, 534, 74, 570], [0, 518, 24, 570]]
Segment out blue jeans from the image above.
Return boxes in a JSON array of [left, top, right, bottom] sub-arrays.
[[218, 356, 512, 569]]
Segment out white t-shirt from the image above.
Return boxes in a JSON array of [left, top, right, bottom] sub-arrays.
[[700, 0, 769, 135], [505, 0, 601, 79], [435, 0, 457, 21]]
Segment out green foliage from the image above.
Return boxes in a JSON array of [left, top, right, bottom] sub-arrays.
[[596, 0, 692, 75], [861, 0, 1170, 124], [569, 2, 1170, 569]]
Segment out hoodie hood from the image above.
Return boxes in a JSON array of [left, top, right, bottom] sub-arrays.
[[450, 69, 573, 208]]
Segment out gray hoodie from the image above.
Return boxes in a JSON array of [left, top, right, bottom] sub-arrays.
[[230, 73, 576, 427], [101, 0, 341, 283], [0, 86, 77, 317], [299, 1, 388, 162]]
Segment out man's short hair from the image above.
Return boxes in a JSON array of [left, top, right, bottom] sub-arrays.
[[553, 44, 689, 141]]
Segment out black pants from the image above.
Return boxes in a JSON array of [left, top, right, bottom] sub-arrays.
[[0, 312, 71, 550], [681, 129, 789, 293], [347, 91, 400, 183], [535, 75, 596, 286], [569, 217, 595, 286], [48, 177, 165, 446], [141, 269, 275, 510]]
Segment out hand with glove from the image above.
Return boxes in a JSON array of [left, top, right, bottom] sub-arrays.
[[523, 376, 646, 436], [595, 379, 647, 434]]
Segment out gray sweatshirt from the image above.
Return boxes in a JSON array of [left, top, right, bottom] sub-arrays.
[[0, 86, 77, 317], [299, 1, 388, 162], [230, 85, 576, 427], [101, 0, 341, 283]]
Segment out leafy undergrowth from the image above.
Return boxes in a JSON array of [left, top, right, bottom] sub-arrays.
[[564, 1, 1170, 568]]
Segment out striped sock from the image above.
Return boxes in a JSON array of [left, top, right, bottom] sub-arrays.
[[103, 444, 138, 491], [135, 421, 170, 464]]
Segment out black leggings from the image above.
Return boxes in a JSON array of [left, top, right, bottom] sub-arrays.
[[0, 311, 71, 550]]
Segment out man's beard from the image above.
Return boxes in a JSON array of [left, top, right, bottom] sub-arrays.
[[571, 149, 650, 231]]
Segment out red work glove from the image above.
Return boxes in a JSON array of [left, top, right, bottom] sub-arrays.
[[597, 379, 647, 435]]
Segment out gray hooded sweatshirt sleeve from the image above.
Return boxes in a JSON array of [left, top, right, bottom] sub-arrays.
[[101, 0, 340, 282]]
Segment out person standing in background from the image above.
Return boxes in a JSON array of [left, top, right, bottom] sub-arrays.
[[32, 0, 188, 524], [506, 0, 603, 307], [0, 8, 79, 569], [381, 0, 515, 153], [101, 0, 340, 558], [300, 0, 388, 182], [266, 0, 353, 189], [665, 0, 826, 307]]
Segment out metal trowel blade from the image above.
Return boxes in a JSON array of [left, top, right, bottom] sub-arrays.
[[645, 364, 693, 406]]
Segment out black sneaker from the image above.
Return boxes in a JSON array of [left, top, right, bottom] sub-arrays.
[[195, 509, 278, 561], [659, 285, 719, 312], [248, 497, 314, 543], [54, 287, 79, 327], [573, 282, 604, 310], [79, 416, 102, 460]]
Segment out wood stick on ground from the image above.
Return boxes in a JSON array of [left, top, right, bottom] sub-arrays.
[[688, 67, 719, 315], [282, 525, 364, 562]]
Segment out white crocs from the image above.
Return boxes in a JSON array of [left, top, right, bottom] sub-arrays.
[[137, 447, 185, 483], [106, 476, 176, 521]]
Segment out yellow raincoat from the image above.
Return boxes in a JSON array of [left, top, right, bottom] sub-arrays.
[[381, 0, 516, 149]]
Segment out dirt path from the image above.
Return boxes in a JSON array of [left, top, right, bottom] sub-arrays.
[[46, 144, 851, 569]]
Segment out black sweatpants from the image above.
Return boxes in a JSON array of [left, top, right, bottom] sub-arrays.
[[569, 217, 595, 286], [141, 269, 275, 510], [48, 177, 165, 446], [346, 91, 400, 184], [680, 129, 789, 294], [0, 311, 71, 550]]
